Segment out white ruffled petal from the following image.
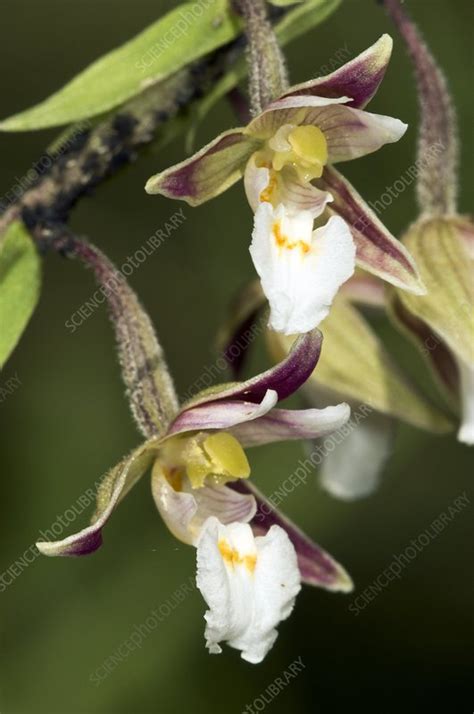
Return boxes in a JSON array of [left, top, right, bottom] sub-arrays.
[[250, 203, 356, 335], [457, 358, 474, 445], [196, 517, 301, 663]]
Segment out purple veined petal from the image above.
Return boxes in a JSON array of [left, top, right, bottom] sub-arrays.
[[246, 96, 406, 164], [151, 462, 257, 545], [280, 35, 394, 109], [246, 95, 350, 140], [230, 402, 351, 447], [230, 480, 353, 592], [145, 129, 260, 205], [301, 104, 407, 164], [167, 390, 278, 438], [317, 166, 425, 294], [180, 329, 323, 412], [36, 440, 158, 557]]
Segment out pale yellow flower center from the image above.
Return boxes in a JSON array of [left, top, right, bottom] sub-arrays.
[[161, 431, 250, 490], [270, 124, 328, 182]]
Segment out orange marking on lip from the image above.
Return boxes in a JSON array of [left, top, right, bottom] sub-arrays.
[[259, 172, 278, 204], [218, 539, 257, 574], [272, 221, 310, 254], [163, 467, 183, 492]]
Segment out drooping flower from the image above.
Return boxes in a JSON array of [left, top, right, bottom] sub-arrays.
[[383, 0, 474, 446], [146, 35, 425, 334], [37, 326, 352, 663], [267, 273, 454, 499], [217, 273, 453, 501], [391, 218, 474, 446]]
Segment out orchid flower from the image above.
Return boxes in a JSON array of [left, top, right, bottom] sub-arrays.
[[36, 327, 352, 663], [267, 273, 454, 499], [146, 35, 425, 335], [383, 0, 474, 446], [218, 273, 452, 501]]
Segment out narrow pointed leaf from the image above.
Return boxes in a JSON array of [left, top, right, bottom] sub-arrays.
[[268, 0, 304, 6], [0, 1, 241, 131], [0, 221, 41, 368], [273, 0, 342, 46]]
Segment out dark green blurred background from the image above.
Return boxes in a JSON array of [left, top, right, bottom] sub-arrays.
[[1, 1, 473, 712]]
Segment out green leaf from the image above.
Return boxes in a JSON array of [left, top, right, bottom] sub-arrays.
[[275, 0, 341, 44], [0, 0, 241, 132], [0, 221, 41, 367], [268, 0, 304, 6], [186, 0, 342, 150]]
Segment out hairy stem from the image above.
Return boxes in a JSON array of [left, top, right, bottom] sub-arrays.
[[0, 42, 244, 242], [237, 0, 289, 114], [384, 0, 458, 216], [45, 228, 179, 439]]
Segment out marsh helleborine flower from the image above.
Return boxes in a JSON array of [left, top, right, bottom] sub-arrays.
[[267, 273, 454, 499], [37, 330, 353, 663], [146, 35, 425, 335], [392, 219, 474, 445], [219, 273, 452, 501], [384, 0, 474, 445]]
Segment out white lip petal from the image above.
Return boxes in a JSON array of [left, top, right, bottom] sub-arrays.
[[196, 517, 301, 663], [456, 358, 474, 446], [250, 203, 356, 335]]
